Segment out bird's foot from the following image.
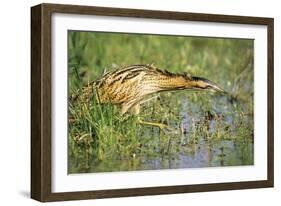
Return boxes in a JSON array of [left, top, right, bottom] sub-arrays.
[[137, 119, 173, 131]]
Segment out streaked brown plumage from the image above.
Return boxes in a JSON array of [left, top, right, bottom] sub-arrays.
[[75, 64, 225, 116]]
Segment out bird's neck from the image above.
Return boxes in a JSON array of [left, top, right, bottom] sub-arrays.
[[156, 75, 191, 91]]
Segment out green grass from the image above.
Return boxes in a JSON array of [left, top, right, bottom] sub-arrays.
[[68, 31, 254, 173]]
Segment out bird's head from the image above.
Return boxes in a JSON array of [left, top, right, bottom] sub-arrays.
[[185, 75, 226, 93]]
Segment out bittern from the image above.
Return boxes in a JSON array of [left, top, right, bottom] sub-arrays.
[[74, 64, 225, 129]]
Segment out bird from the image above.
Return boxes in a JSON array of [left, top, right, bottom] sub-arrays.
[[71, 64, 226, 129]]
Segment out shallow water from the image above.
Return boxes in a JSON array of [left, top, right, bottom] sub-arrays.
[[71, 140, 253, 173]]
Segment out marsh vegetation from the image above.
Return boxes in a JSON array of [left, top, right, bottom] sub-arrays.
[[68, 31, 254, 173]]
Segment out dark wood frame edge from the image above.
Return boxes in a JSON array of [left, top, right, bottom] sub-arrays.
[[31, 3, 274, 202]]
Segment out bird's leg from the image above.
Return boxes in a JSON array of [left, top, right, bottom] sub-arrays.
[[130, 104, 172, 130], [137, 117, 172, 131]]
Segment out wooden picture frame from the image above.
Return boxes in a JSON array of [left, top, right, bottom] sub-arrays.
[[31, 3, 274, 202]]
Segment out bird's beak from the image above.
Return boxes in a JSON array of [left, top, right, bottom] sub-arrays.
[[208, 83, 227, 94], [191, 76, 227, 94]]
